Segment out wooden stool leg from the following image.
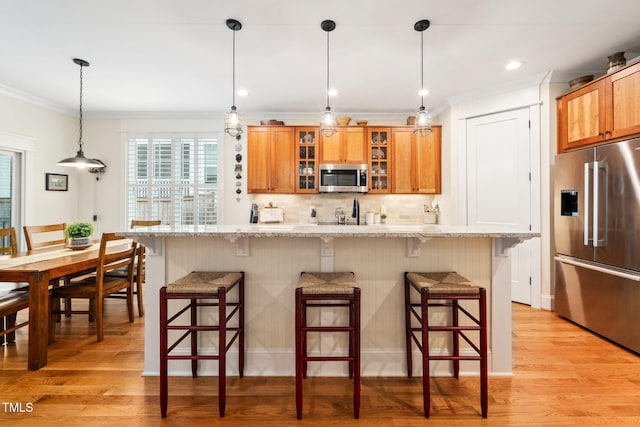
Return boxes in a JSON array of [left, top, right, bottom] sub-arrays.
[[238, 276, 245, 378], [452, 299, 460, 378], [353, 288, 361, 420], [190, 299, 198, 378], [302, 298, 308, 379], [421, 289, 430, 418], [404, 275, 413, 378], [218, 288, 227, 417], [160, 287, 168, 418], [348, 297, 355, 372], [480, 289, 488, 418], [295, 288, 303, 420]]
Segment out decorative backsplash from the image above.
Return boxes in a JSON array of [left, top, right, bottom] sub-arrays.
[[252, 193, 437, 224]]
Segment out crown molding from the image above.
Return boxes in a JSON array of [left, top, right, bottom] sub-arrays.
[[0, 83, 75, 116]]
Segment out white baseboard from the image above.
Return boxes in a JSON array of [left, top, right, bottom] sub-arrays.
[[541, 293, 554, 311]]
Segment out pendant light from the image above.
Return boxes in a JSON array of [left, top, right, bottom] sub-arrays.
[[320, 19, 337, 137], [224, 18, 243, 138], [57, 58, 105, 169], [413, 19, 433, 137]]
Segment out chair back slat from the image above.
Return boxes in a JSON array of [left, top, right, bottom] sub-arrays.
[[23, 223, 67, 250], [130, 220, 161, 229]]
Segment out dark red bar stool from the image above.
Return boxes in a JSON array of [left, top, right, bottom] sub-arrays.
[[404, 271, 488, 418], [160, 271, 244, 418], [295, 272, 361, 420]]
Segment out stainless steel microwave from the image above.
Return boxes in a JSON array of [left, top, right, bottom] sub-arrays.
[[318, 163, 368, 193]]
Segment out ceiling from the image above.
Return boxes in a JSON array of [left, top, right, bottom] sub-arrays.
[[2, 0, 640, 118]]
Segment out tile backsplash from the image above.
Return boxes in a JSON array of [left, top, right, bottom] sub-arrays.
[[252, 194, 437, 224]]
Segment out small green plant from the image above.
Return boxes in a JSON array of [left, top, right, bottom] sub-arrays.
[[65, 221, 94, 239], [380, 213, 387, 220]]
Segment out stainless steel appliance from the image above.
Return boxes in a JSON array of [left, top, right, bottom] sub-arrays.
[[318, 164, 368, 193], [554, 137, 640, 353]]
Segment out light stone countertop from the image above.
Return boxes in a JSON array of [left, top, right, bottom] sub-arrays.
[[120, 223, 538, 239]]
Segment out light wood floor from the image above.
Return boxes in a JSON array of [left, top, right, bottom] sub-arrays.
[[2, 300, 640, 426]]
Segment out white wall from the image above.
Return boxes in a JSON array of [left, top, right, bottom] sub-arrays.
[[0, 91, 80, 247]]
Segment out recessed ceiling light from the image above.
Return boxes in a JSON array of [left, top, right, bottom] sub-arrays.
[[328, 88, 338, 97], [418, 88, 429, 97], [237, 89, 248, 96], [505, 60, 522, 70]]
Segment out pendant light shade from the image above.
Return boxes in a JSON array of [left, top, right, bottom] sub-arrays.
[[57, 58, 105, 169], [320, 19, 337, 138], [224, 18, 243, 138], [413, 19, 433, 137]]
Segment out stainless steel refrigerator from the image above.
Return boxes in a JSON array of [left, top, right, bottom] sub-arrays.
[[554, 137, 640, 353]]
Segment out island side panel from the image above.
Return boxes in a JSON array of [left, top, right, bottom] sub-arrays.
[[142, 235, 507, 377]]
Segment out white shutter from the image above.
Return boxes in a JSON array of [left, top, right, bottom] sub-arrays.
[[126, 135, 218, 227]]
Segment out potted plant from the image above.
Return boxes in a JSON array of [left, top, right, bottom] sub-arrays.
[[66, 221, 94, 246], [380, 213, 387, 224]]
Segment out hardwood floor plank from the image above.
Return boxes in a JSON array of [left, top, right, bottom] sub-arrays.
[[2, 300, 640, 425]]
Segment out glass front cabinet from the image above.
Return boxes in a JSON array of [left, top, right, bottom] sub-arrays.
[[368, 127, 390, 193], [296, 127, 317, 193]]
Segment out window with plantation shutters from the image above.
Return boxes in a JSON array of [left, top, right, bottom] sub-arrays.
[[126, 135, 219, 227]]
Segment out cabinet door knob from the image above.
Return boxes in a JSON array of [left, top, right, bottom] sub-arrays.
[[605, 130, 611, 134]]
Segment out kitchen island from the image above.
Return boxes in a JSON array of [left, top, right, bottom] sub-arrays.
[[122, 224, 537, 378]]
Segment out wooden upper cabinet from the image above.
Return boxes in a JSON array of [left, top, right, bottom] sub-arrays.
[[557, 81, 607, 152], [391, 126, 441, 194], [557, 61, 640, 152], [247, 126, 295, 193], [320, 126, 366, 164], [608, 62, 640, 140]]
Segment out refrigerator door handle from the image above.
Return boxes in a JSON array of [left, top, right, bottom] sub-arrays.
[[584, 162, 591, 246], [593, 161, 599, 247], [595, 161, 608, 247], [555, 255, 640, 281]]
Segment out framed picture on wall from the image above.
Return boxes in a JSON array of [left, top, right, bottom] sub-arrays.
[[45, 173, 68, 191]]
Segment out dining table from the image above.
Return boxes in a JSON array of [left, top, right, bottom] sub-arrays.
[[0, 239, 131, 370]]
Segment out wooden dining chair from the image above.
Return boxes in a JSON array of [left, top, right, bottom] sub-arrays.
[[0, 289, 29, 346], [0, 226, 30, 345], [48, 233, 137, 343], [23, 223, 67, 250], [0, 226, 18, 255], [23, 223, 80, 318], [0, 227, 28, 293], [105, 220, 160, 317]]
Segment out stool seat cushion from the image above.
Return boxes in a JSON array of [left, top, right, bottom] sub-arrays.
[[167, 272, 243, 294], [299, 272, 357, 294], [406, 272, 481, 295]]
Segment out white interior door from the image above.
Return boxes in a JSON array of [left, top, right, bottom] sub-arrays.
[[466, 108, 532, 305]]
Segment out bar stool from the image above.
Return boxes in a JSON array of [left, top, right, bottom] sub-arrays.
[[404, 271, 488, 418], [160, 271, 244, 418], [295, 272, 361, 420]]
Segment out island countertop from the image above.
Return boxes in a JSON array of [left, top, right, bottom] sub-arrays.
[[121, 223, 538, 239]]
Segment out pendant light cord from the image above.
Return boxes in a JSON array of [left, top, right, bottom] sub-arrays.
[[78, 62, 84, 149], [232, 29, 236, 108], [326, 30, 330, 108], [420, 29, 424, 108]]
